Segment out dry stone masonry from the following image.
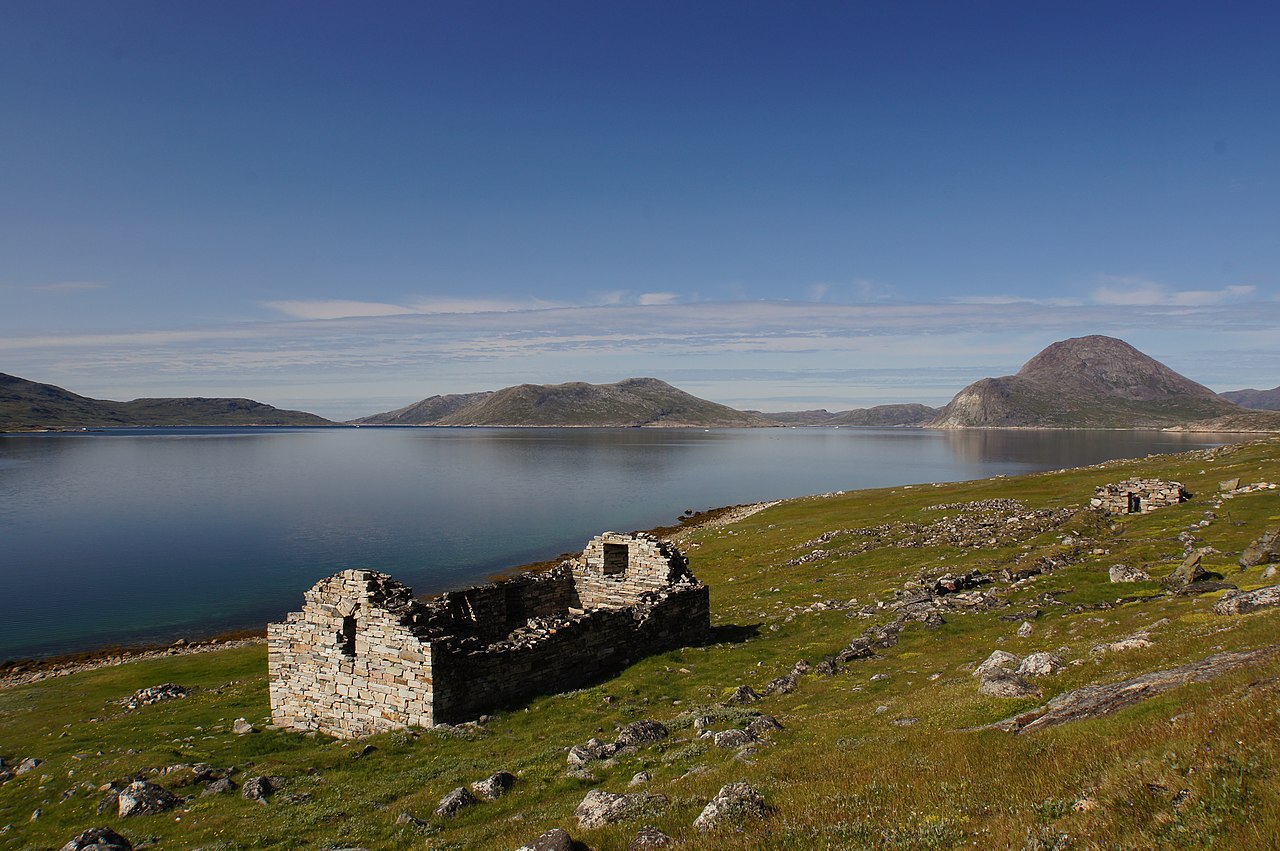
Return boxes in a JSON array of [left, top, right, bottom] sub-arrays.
[[268, 532, 709, 738], [1091, 478, 1187, 515]]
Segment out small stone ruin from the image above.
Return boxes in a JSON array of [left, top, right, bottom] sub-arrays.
[[268, 532, 709, 738], [1091, 478, 1187, 515]]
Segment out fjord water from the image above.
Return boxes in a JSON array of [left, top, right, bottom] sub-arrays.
[[0, 426, 1245, 659]]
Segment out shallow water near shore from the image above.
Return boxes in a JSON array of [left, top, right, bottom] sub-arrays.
[[0, 426, 1249, 659]]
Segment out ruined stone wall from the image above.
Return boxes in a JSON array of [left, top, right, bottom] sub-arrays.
[[430, 583, 710, 723], [1091, 478, 1186, 515], [267, 570, 435, 738], [269, 533, 710, 738], [574, 532, 692, 608]]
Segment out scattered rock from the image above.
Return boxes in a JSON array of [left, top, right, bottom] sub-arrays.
[[982, 647, 1275, 733], [574, 789, 667, 829], [1213, 584, 1280, 615], [241, 775, 279, 803], [231, 718, 257, 735], [1264, 566, 1278, 580], [116, 781, 181, 818], [713, 729, 755, 749], [395, 812, 429, 827], [435, 786, 478, 818], [120, 684, 188, 711], [201, 777, 236, 796], [1109, 564, 1150, 583], [722, 685, 761, 705], [14, 757, 42, 775], [1016, 621, 1034, 637], [978, 671, 1041, 699], [629, 826, 673, 848], [60, 827, 134, 851], [629, 771, 651, 787], [515, 828, 576, 851], [470, 771, 516, 800], [1017, 652, 1064, 678], [693, 782, 770, 832], [974, 650, 1021, 678], [745, 715, 784, 737], [1165, 549, 1207, 587], [1240, 528, 1280, 568], [891, 717, 920, 727], [614, 719, 669, 748]]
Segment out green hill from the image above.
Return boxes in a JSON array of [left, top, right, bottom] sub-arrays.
[[0, 372, 333, 431]]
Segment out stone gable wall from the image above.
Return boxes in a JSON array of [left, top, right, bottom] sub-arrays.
[[268, 533, 709, 738], [1091, 478, 1187, 515]]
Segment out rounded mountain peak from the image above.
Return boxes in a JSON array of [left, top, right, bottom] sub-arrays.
[[1015, 335, 1218, 401]]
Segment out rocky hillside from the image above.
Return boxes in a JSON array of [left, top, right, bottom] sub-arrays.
[[353, 378, 770, 427], [0, 372, 333, 431], [1220, 386, 1280, 411], [930, 336, 1250, 429]]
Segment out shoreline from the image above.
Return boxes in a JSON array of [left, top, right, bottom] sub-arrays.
[[0, 501, 782, 690]]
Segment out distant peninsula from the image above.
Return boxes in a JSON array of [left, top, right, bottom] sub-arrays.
[[0, 373, 333, 432]]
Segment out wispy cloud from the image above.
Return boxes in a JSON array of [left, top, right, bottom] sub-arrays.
[[263, 297, 564, 320], [29, 281, 106, 293], [637, 292, 679, 305], [1091, 276, 1256, 307]]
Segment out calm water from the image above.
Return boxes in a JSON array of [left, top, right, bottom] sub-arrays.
[[0, 426, 1246, 659]]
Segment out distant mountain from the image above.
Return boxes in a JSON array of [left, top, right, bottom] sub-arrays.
[[353, 378, 769, 427], [761, 404, 938, 427], [0, 372, 333, 431], [1219, 386, 1280, 411], [929, 336, 1248, 429]]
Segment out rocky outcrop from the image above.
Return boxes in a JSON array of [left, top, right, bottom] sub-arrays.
[[574, 789, 667, 829], [1214, 585, 1280, 615], [116, 782, 181, 818], [59, 828, 133, 851], [434, 787, 477, 818], [1109, 564, 1151, 583], [980, 648, 1274, 733], [1240, 528, 1280, 568]]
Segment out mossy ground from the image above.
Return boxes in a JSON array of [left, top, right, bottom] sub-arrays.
[[3, 439, 1280, 849]]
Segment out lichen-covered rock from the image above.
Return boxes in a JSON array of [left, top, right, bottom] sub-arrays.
[[1240, 528, 1280, 568], [515, 828, 576, 851], [977, 671, 1041, 699], [241, 775, 279, 803], [434, 786, 477, 818], [722, 685, 761, 705], [120, 684, 188, 711], [1165, 550, 1207, 587], [1109, 564, 1150, 583], [713, 729, 755, 749], [59, 827, 133, 851], [629, 826, 673, 848], [693, 782, 770, 832], [200, 777, 237, 796], [14, 757, 42, 776], [973, 650, 1020, 678], [116, 782, 180, 818], [574, 789, 666, 829], [231, 718, 257, 735], [1214, 584, 1280, 615], [469, 771, 516, 800], [1017, 652, 1064, 678], [745, 715, 784, 737], [614, 719, 669, 748]]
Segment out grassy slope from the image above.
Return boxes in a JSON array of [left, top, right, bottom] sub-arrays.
[[4, 442, 1280, 849]]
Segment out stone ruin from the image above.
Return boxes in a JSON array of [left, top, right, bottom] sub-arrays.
[[268, 532, 710, 739], [1091, 478, 1187, 515]]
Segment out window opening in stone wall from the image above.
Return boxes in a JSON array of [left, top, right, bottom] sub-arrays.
[[602, 543, 628, 575], [1127, 493, 1142, 514], [340, 615, 357, 657]]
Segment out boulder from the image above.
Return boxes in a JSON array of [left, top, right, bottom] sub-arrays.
[[973, 650, 1021, 678], [241, 775, 279, 803], [978, 671, 1041, 699], [434, 786, 477, 819], [721, 685, 761, 705], [1017, 652, 1064, 678], [59, 827, 133, 851], [712, 729, 755, 749], [693, 782, 770, 832], [574, 790, 666, 829], [629, 826, 673, 848], [515, 828, 576, 851], [14, 757, 42, 776], [1213, 584, 1280, 615], [231, 718, 257, 735], [200, 777, 237, 796], [1109, 564, 1150, 583], [1016, 621, 1034, 637], [116, 781, 181, 818], [614, 719, 669, 748], [1165, 550, 1207, 587], [745, 715, 784, 737], [1240, 528, 1280, 568], [470, 771, 516, 801]]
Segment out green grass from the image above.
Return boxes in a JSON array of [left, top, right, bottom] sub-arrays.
[[3, 439, 1280, 849]]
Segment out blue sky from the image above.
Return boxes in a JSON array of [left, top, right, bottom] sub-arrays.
[[3, 1, 1278, 419]]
